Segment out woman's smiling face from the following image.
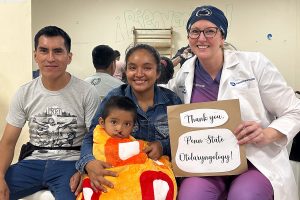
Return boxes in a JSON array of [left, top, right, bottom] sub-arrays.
[[125, 48, 160, 94], [188, 20, 224, 61]]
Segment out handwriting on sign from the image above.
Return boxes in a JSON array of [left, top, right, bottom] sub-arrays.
[[184, 113, 224, 124], [178, 151, 232, 164], [175, 129, 240, 173], [180, 109, 228, 128], [184, 135, 224, 145]]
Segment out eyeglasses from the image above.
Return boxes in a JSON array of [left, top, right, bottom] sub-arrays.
[[188, 27, 219, 39]]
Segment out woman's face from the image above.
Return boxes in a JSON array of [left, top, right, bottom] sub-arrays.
[[126, 49, 160, 94], [188, 20, 224, 61]]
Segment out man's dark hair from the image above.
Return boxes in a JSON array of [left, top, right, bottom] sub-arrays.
[[92, 45, 116, 70], [102, 96, 137, 122], [34, 26, 71, 52]]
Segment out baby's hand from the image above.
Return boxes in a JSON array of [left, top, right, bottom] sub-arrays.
[[143, 141, 163, 160]]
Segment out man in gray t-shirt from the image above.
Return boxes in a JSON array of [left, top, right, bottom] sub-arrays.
[[0, 26, 99, 200]]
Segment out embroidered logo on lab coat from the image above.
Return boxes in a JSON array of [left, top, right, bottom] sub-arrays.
[[229, 77, 255, 88]]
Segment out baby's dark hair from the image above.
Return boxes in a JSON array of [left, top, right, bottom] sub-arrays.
[[102, 96, 137, 122]]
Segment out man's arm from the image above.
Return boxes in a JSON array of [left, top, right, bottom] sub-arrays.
[[171, 46, 190, 67], [0, 123, 22, 200], [171, 56, 184, 67]]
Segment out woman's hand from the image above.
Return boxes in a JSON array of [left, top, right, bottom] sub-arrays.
[[143, 141, 163, 160], [234, 121, 285, 145], [69, 171, 82, 196], [85, 160, 117, 193]]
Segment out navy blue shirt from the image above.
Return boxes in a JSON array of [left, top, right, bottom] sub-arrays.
[[76, 84, 182, 172]]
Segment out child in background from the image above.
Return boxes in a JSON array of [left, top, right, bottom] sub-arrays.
[[77, 96, 177, 200], [113, 50, 126, 81], [157, 56, 174, 84]]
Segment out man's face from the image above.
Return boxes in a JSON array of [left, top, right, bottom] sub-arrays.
[[34, 35, 72, 81]]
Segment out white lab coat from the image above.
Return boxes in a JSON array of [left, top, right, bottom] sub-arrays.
[[167, 50, 300, 200]]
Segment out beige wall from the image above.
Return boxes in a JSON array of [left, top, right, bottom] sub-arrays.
[[297, 0, 300, 89], [1, 0, 300, 162], [31, 0, 300, 89], [0, 0, 31, 163]]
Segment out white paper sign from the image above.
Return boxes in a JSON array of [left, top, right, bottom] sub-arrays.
[[175, 128, 240, 173], [180, 109, 228, 128]]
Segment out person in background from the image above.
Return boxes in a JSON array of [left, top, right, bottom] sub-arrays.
[[167, 5, 300, 200], [76, 43, 182, 193], [85, 45, 124, 100], [114, 50, 121, 61], [157, 56, 174, 84], [171, 45, 194, 67], [113, 50, 126, 81], [0, 26, 99, 200]]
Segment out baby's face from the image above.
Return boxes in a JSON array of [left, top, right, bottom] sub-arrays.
[[100, 109, 135, 139]]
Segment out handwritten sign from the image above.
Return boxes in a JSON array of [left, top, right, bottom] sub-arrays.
[[167, 99, 247, 177]]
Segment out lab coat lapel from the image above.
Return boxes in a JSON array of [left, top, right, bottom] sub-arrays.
[[182, 56, 197, 103], [218, 50, 239, 99]]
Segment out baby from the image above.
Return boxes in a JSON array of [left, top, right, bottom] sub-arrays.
[[77, 96, 177, 200]]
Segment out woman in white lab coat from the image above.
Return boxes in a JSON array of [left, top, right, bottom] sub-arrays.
[[167, 5, 300, 200]]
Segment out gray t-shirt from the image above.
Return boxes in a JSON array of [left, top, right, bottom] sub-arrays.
[[85, 72, 124, 100], [6, 75, 99, 160]]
